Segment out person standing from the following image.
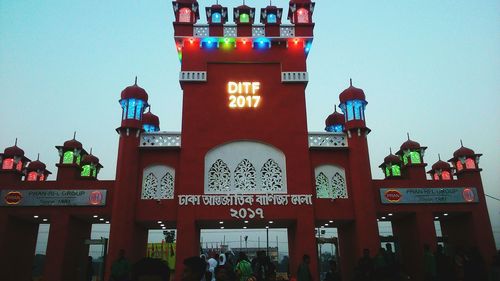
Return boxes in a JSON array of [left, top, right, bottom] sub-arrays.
[[181, 256, 207, 281], [86, 256, 94, 281], [110, 249, 131, 281], [324, 260, 341, 281], [297, 254, 312, 281], [235, 252, 253, 281], [423, 244, 436, 281]]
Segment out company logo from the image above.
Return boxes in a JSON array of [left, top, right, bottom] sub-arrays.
[[462, 188, 475, 203], [4, 191, 23, 205], [384, 189, 402, 203], [89, 191, 103, 205]]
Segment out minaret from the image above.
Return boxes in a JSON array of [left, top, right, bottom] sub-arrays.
[[395, 134, 427, 180], [448, 140, 482, 180], [25, 154, 51, 181], [428, 154, 453, 180], [0, 139, 30, 182], [106, 79, 149, 278], [324, 105, 345, 132], [379, 148, 402, 178], [55, 133, 87, 181], [142, 109, 160, 132], [338, 80, 380, 257]]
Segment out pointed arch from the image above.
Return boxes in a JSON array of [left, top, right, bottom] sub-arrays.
[[234, 159, 257, 192], [208, 159, 231, 193], [142, 172, 158, 199], [315, 172, 330, 198], [160, 172, 175, 199], [332, 172, 348, 199], [260, 159, 284, 192]]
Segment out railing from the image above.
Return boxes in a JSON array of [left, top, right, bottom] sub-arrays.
[[140, 132, 347, 148], [190, 24, 301, 39], [140, 132, 181, 148], [308, 132, 348, 148]]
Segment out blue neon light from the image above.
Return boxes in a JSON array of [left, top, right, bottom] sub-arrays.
[[201, 37, 218, 48], [325, 124, 344, 133], [305, 42, 312, 53], [340, 99, 366, 121], [143, 124, 159, 132], [212, 12, 222, 23], [267, 13, 277, 23], [253, 38, 271, 49]]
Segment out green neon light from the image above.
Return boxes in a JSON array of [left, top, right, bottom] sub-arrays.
[[240, 13, 250, 23], [81, 165, 91, 176], [63, 151, 73, 164], [410, 151, 421, 164], [385, 167, 390, 177], [391, 165, 401, 176], [76, 155, 81, 165]]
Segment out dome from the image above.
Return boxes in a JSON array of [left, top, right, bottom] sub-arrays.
[[142, 111, 160, 127], [453, 146, 475, 158], [384, 154, 401, 165], [400, 139, 421, 151], [4, 145, 24, 157], [27, 160, 46, 171], [120, 81, 148, 102], [339, 80, 366, 103], [82, 154, 99, 165], [432, 160, 451, 171], [325, 106, 345, 127], [63, 138, 83, 150]]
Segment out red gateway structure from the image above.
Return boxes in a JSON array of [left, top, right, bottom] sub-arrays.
[[0, 1, 496, 281]]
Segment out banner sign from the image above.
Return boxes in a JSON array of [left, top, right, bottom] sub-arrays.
[[380, 187, 478, 204], [1, 189, 107, 207]]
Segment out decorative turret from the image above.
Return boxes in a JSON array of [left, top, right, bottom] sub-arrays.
[[339, 79, 368, 131], [379, 148, 402, 178], [80, 149, 102, 179], [324, 105, 345, 132], [233, 2, 255, 24], [142, 109, 160, 132], [448, 140, 482, 174], [288, 0, 315, 24], [260, 2, 283, 24], [0, 139, 29, 173], [396, 134, 427, 166], [172, 0, 200, 24], [206, 2, 228, 24], [56, 133, 86, 165], [25, 154, 51, 181], [428, 154, 453, 180], [395, 134, 427, 180], [119, 78, 149, 130]]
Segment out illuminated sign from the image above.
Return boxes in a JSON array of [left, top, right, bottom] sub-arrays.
[[380, 187, 479, 204], [0, 189, 107, 207], [227, 81, 261, 108]]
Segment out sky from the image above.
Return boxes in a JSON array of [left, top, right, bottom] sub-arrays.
[[1, 0, 499, 255]]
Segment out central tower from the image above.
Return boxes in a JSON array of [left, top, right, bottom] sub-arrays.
[[171, 0, 318, 279]]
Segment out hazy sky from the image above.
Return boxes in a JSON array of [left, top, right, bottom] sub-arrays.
[[1, 0, 499, 252]]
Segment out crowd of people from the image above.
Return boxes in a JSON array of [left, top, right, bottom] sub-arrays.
[[106, 246, 500, 281], [350, 244, 500, 281]]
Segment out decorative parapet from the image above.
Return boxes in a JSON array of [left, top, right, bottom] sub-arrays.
[[308, 132, 348, 148], [282, 72, 308, 83], [179, 71, 207, 82], [188, 24, 305, 39], [140, 132, 181, 148]]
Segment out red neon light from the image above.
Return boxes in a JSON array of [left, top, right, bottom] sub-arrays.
[[27, 171, 37, 181], [2, 158, 13, 169]]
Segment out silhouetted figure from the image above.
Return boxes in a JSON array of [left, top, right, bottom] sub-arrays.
[[131, 258, 170, 281], [353, 249, 373, 281], [253, 251, 269, 281], [435, 245, 452, 281], [490, 250, 500, 281], [111, 249, 131, 281], [297, 254, 312, 281], [182, 256, 207, 281], [86, 256, 94, 281], [323, 260, 341, 281], [423, 244, 436, 281], [464, 248, 487, 281], [217, 253, 236, 281], [373, 247, 387, 280]]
